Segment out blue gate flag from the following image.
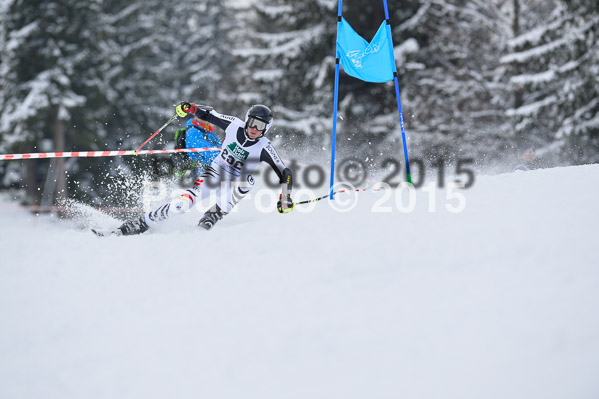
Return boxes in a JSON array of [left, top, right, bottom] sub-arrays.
[[337, 18, 395, 83]]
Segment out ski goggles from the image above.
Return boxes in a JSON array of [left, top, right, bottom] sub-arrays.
[[247, 117, 268, 132]]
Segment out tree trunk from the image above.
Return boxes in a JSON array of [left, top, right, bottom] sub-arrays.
[[51, 106, 68, 203], [512, 0, 520, 37], [22, 142, 38, 206], [513, 0, 524, 109]]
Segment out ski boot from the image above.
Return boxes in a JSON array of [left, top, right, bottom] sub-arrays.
[[198, 204, 227, 231], [115, 215, 150, 236]]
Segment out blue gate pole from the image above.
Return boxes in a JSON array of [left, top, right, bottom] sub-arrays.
[[329, 0, 343, 199], [383, 0, 412, 183]]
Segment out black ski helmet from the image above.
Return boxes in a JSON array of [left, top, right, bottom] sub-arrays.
[[244, 104, 273, 138]]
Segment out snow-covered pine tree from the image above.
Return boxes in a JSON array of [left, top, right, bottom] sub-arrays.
[[502, 0, 599, 164], [0, 0, 111, 203], [174, 0, 242, 110], [388, 0, 513, 167], [101, 1, 180, 148]]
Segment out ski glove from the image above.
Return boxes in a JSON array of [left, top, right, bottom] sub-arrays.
[[277, 194, 294, 214], [176, 102, 197, 117]]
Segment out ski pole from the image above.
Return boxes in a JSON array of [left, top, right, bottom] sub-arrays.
[[135, 104, 215, 153], [295, 194, 329, 206], [295, 187, 384, 206], [135, 113, 179, 152]]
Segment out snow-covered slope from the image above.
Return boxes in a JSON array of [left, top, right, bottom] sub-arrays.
[[1, 165, 598, 399]]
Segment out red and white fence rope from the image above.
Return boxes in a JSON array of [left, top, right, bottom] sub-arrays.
[[0, 147, 222, 161]]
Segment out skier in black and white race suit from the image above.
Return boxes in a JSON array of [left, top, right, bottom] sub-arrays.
[[116, 103, 294, 235]]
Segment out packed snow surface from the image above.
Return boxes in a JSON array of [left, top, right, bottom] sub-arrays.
[[1, 164, 598, 399]]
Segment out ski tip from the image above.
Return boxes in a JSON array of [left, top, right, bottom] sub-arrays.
[[91, 228, 123, 237], [91, 229, 119, 237]]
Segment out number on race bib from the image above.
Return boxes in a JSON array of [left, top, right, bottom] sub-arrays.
[[220, 148, 244, 172]]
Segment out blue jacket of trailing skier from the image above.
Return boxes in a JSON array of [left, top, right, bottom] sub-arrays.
[[184, 118, 222, 166]]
